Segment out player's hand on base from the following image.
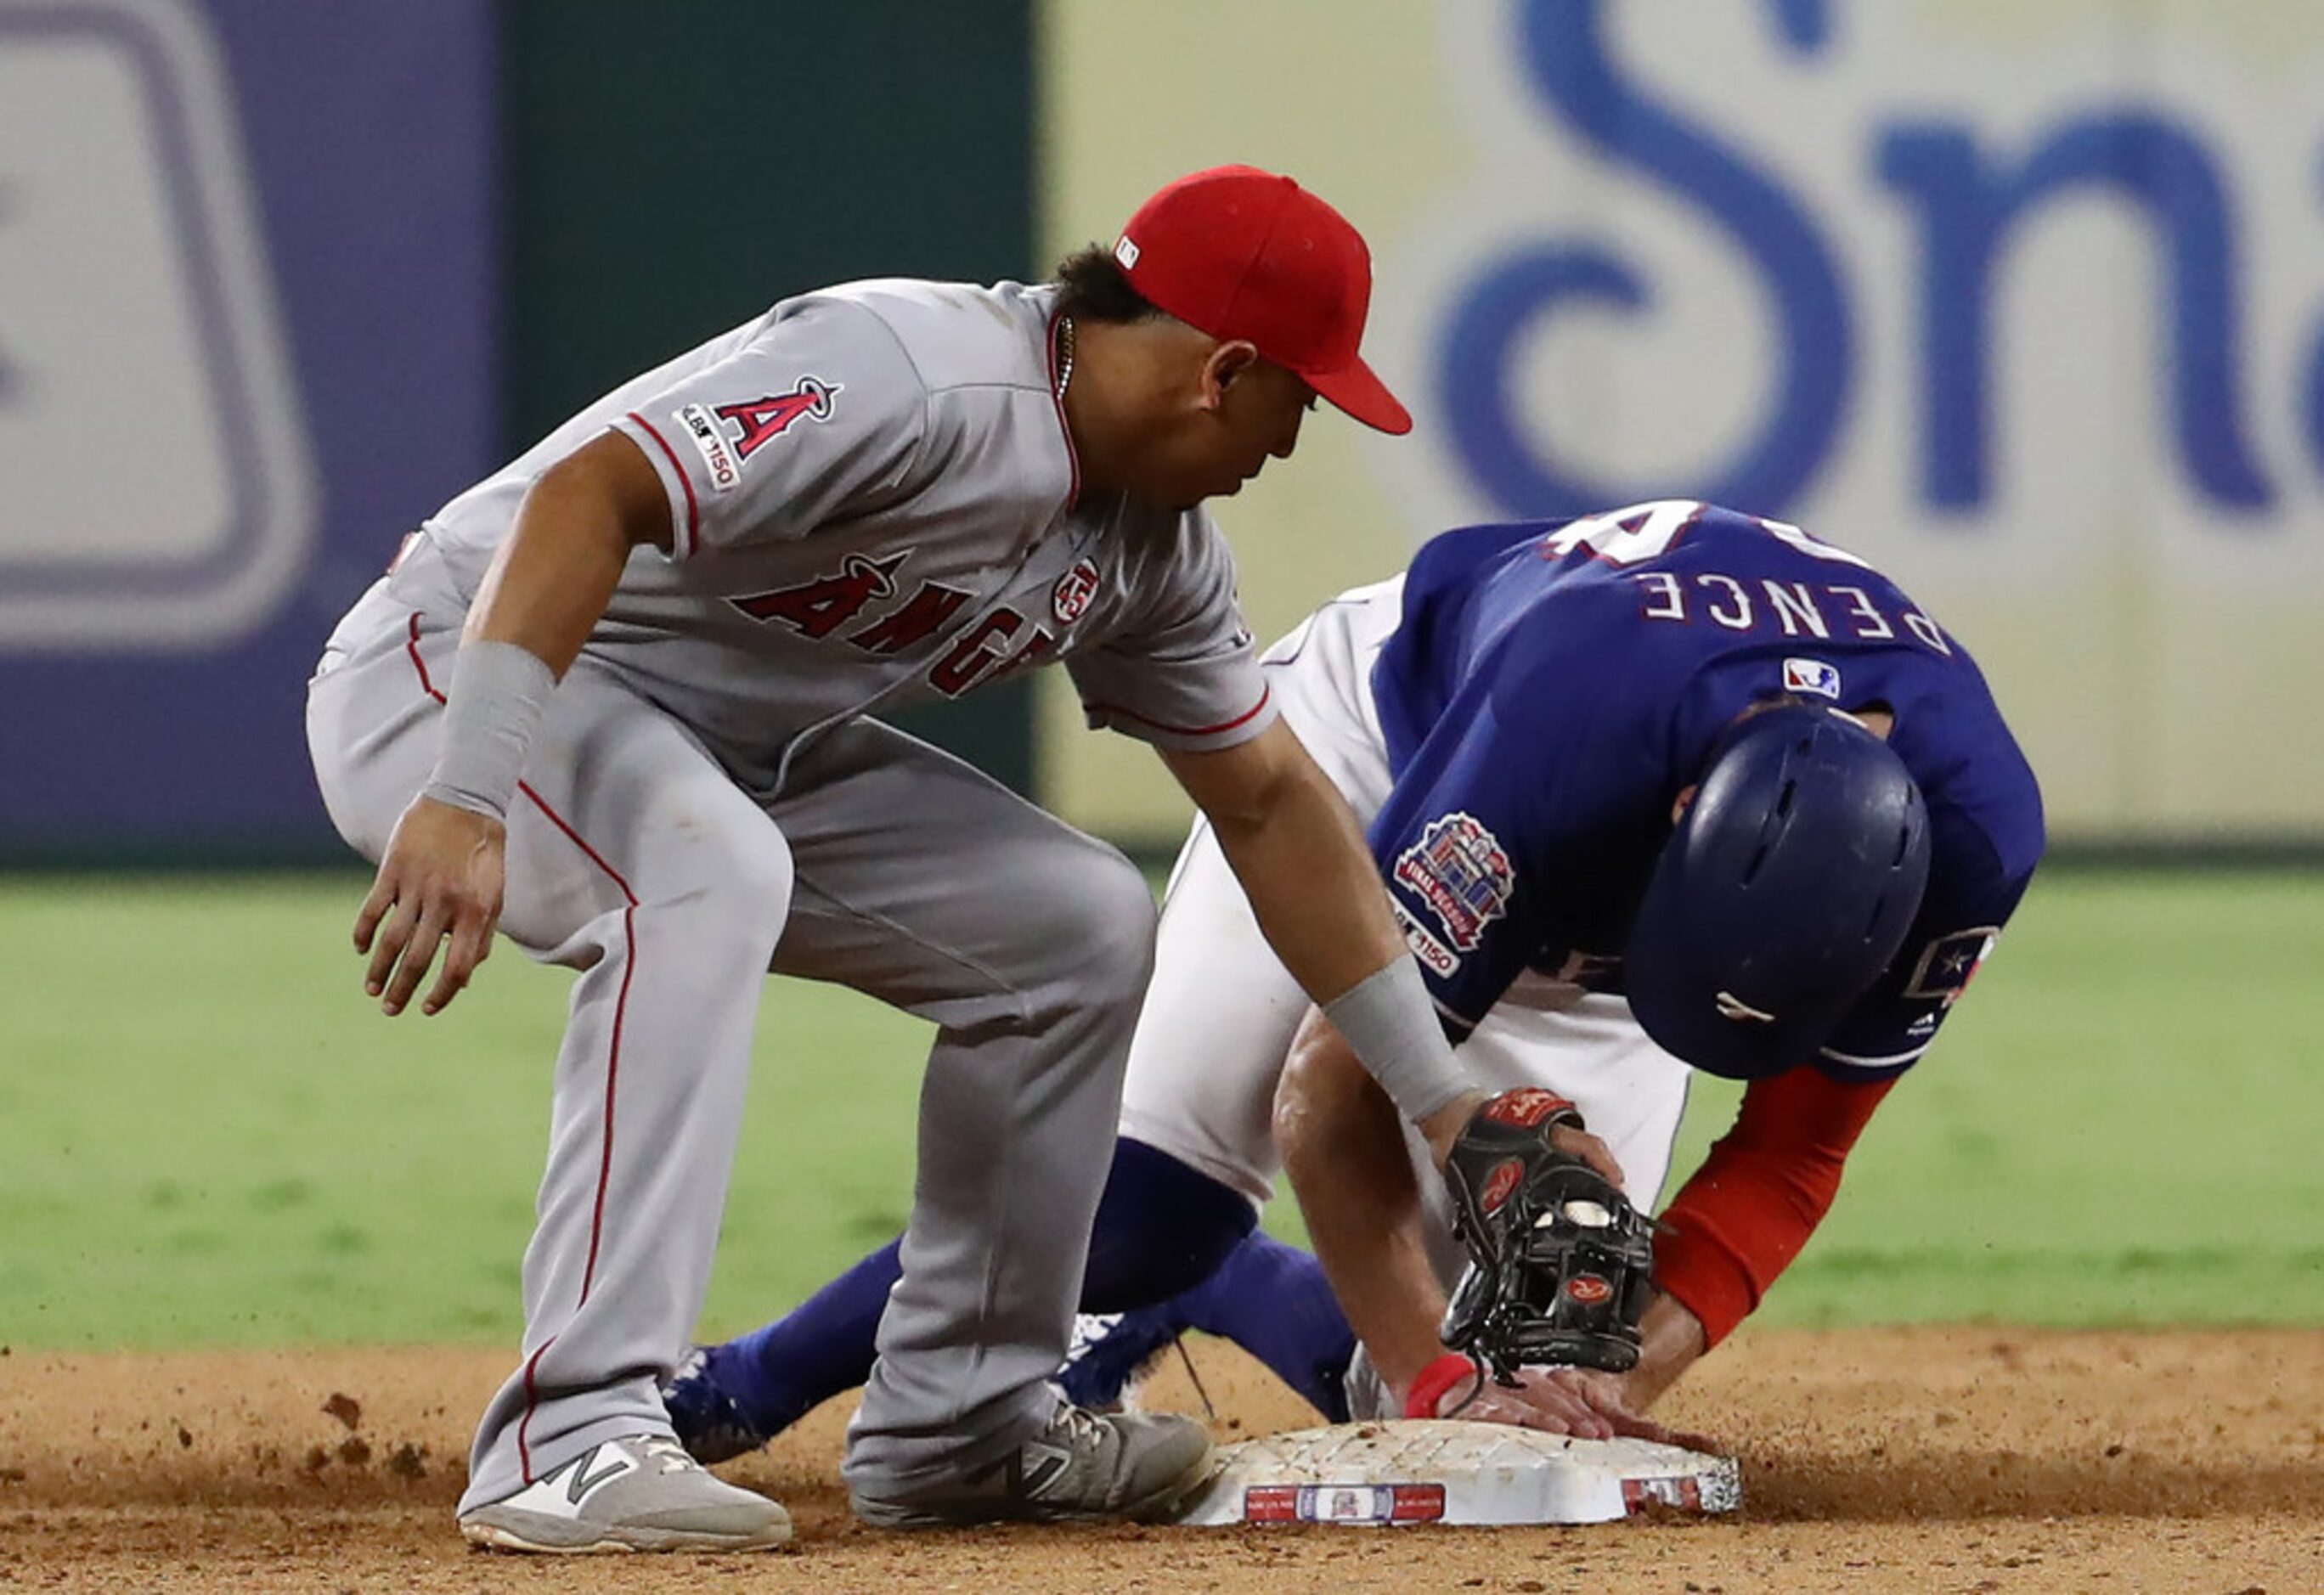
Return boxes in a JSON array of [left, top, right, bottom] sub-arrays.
[[1531, 1367, 1721, 1454], [1526, 1293, 1720, 1451], [354, 795, 505, 1017], [1421, 1364, 1617, 1440]]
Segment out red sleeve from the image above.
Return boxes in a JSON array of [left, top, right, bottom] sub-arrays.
[[1651, 1067, 1898, 1346]]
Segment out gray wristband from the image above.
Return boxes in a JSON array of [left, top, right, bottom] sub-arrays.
[[421, 640, 557, 821], [1321, 955, 1472, 1124]]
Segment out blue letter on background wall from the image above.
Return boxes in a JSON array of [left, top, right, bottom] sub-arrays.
[[1440, 0, 1853, 519], [2302, 148, 2324, 486], [1878, 115, 2270, 513]]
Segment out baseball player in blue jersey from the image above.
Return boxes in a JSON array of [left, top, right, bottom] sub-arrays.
[[305, 166, 1536, 1553], [667, 499, 2045, 1457]]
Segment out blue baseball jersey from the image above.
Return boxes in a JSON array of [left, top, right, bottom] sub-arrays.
[[1368, 499, 2045, 1081]]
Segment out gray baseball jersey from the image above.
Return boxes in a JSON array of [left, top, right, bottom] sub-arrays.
[[309, 274, 1289, 1513], [392, 279, 1279, 789]]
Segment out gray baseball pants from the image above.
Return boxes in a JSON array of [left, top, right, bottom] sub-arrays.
[[307, 583, 1154, 1511]]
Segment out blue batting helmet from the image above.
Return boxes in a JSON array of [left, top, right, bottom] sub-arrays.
[[1623, 702, 1932, 1080]]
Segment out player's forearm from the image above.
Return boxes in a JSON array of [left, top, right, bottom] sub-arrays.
[[1174, 728, 1472, 1126], [1653, 1069, 1895, 1345], [1622, 1290, 1710, 1409], [1204, 759, 1407, 1000], [463, 432, 667, 676], [1273, 1017, 1455, 1392]]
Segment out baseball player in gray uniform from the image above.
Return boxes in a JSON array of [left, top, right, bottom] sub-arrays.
[[305, 166, 1496, 1552]]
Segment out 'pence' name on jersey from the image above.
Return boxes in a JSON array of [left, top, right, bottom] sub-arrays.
[[1629, 569, 1950, 654], [1539, 499, 1950, 653]]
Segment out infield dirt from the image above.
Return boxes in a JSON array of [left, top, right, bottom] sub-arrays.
[[1, 1328, 2316, 1592]]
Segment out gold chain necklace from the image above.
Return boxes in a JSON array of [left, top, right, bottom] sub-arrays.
[[1055, 316, 1077, 400]]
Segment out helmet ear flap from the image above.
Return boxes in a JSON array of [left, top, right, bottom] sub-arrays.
[[1624, 705, 1931, 1079]]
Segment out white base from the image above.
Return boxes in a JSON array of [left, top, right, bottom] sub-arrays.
[[1172, 1419, 1741, 1527]]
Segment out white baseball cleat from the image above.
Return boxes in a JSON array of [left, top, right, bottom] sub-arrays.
[[850, 1403, 1217, 1529], [458, 1434, 793, 1553]]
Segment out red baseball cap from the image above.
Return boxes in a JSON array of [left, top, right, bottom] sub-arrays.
[[1113, 165, 1411, 436]]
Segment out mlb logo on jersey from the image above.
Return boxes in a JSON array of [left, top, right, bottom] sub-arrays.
[[674, 404, 742, 495], [675, 378, 843, 494], [1783, 657, 1842, 699], [1052, 557, 1102, 623], [1393, 812, 1514, 952]]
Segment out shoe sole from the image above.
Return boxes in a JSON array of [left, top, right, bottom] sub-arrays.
[[853, 1440, 1223, 1530], [460, 1508, 793, 1554]]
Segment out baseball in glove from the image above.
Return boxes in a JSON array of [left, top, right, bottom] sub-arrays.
[[1438, 1088, 1658, 1381]]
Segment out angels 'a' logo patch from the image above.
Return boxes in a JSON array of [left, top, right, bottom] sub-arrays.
[[1052, 557, 1101, 623], [705, 375, 843, 462], [1392, 812, 1513, 952]]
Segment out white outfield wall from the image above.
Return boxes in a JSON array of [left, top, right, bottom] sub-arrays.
[[1037, 0, 2324, 846]]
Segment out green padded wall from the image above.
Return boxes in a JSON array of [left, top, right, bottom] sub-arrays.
[[504, 0, 1037, 790]]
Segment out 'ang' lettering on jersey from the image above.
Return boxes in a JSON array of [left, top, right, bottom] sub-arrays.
[[1366, 500, 2045, 1084], [407, 279, 1279, 791]]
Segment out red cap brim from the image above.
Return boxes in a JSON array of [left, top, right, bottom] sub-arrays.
[[1306, 356, 1412, 436]]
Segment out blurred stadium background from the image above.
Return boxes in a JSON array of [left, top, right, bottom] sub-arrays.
[[2, 0, 2318, 1349]]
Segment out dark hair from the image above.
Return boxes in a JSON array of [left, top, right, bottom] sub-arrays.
[[1052, 245, 1159, 323]]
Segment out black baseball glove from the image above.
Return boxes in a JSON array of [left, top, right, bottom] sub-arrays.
[[1438, 1089, 1658, 1381]]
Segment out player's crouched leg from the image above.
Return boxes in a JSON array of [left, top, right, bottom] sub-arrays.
[[666, 1135, 1256, 1467], [454, 684, 801, 1549], [841, 842, 1229, 1526], [1013, 838, 1162, 1054]]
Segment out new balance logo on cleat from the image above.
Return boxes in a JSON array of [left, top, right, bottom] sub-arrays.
[[457, 1433, 792, 1554], [1015, 1442, 1075, 1497], [563, 1444, 636, 1505]]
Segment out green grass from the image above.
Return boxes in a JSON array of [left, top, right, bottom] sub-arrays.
[[0, 869, 2317, 1349], [0, 873, 928, 1348]]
